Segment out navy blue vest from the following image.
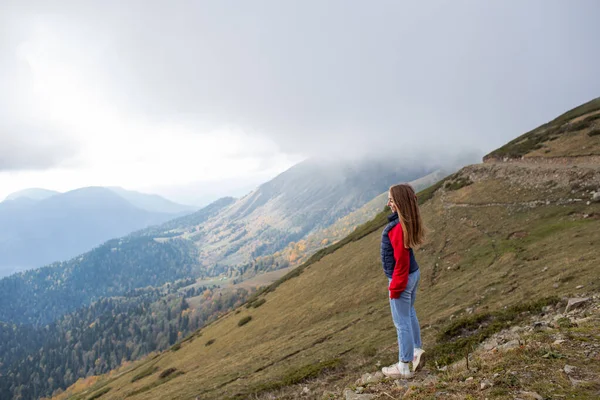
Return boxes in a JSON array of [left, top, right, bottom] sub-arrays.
[[381, 213, 419, 279]]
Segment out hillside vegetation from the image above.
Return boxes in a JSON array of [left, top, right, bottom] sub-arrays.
[[0, 281, 250, 400], [0, 237, 199, 325], [485, 97, 600, 160], [55, 99, 600, 399]]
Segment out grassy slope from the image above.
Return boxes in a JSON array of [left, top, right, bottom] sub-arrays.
[[56, 177, 599, 400], [485, 97, 600, 160], [56, 101, 600, 400]]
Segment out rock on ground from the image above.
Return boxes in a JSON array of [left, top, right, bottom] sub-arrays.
[[565, 297, 590, 313]]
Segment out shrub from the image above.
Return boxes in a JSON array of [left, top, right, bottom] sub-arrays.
[[125, 369, 184, 397], [444, 177, 473, 191], [131, 365, 159, 383], [158, 368, 177, 379], [569, 119, 592, 131], [170, 343, 181, 352], [87, 387, 111, 400], [251, 298, 266, 308], [588, 128, 600, 137], [238, 316, 252, 326], [250, 359, 341, 395], [205, 338, 215, 346]]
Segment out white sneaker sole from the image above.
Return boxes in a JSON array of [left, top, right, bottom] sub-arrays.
[[413, 351, 425, 372], [381, 370, 413, 379], [381, 366, 413, 379]]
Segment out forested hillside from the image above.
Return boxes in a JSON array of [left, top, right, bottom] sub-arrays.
[[0, 281, 249, 400], [0, 187, 187, 277], [0, 237, 199, 325]]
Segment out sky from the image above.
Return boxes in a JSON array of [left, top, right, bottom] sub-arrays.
[[1, 1, 600, 204]]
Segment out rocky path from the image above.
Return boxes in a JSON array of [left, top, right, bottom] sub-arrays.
[[484, 155, 600, 169], [337, 294, 600, 399]]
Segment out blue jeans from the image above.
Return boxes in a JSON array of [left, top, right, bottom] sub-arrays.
[[389, 269, 422, 363]]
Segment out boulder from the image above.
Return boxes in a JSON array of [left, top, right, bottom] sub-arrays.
[[356, 371, 385, 386], [565, 297, 590, 313], [563, 364, 576, 375], [498, 339, 520, 351]]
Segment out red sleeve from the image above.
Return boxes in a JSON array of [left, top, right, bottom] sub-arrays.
[[388, 224, 410, 299]]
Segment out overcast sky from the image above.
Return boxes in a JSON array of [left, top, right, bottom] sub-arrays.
[[1, 1, 599, 204]]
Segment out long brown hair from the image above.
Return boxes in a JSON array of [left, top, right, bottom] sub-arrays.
[[389, 184, 425, 249]]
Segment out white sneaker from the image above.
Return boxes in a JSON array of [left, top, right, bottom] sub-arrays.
[[381, 362, 413, 379], [413, 348, 425, 372]]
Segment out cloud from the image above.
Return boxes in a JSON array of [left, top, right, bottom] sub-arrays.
[[2, 0, 600, 174], [0, 8, 83, 171], [55, 0, 598, 159], [0, 122, 78, 171]]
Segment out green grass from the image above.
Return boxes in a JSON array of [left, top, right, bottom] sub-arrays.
[[125, 370, 184, 398], [230, 358, 342, 399]]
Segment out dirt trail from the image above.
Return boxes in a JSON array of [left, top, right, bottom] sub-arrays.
[[484, 155, 600, 170]]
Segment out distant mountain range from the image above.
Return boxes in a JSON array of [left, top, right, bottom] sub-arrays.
[[4, 188, 60, 201], [0, 157, 435, 326], [0, 187, 196, 277]]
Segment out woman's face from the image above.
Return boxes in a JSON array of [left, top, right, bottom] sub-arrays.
[[387, 192, 397, 213]]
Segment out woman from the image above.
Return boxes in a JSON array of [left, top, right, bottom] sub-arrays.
[[380, 183, 425, 379]]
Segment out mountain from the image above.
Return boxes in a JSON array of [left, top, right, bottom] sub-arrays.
[[0, 158, 431, 325], [54, 98, 600, 400], [0, 196, 235, 326], [0, 187, 184, 277], [107, 187, 197, 214], [256, 169, 448, 272], [138, 158, 433, 274], [0, 160, 437, 399], [4, 188, 59, 201]]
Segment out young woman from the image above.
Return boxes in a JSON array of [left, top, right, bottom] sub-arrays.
[[381, 183, 425, 379]]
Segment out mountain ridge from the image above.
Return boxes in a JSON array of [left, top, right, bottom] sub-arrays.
[[4, 188, 60, 201], [0, 187, 182, 277]]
